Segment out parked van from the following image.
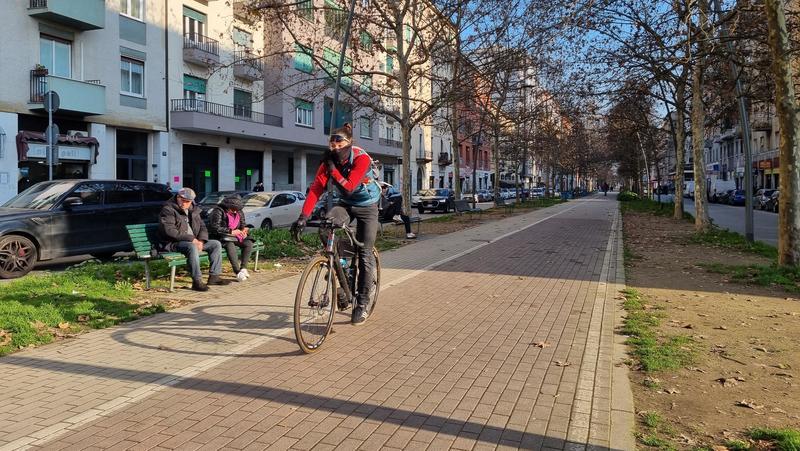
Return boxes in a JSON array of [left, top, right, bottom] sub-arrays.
[[683, 181, 695, 198], [708, 180, 737, 203]]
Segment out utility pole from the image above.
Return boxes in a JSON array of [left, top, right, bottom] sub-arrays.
[[712, 0, 754, 241]]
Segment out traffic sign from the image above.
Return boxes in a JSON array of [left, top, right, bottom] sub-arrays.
[[43, 91, 60, 113]]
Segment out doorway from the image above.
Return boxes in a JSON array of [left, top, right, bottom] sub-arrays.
[[182, 144, 218, 199], [235, 149, 262, 191]]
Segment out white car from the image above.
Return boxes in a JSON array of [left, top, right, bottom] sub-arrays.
[[241, 191, 304, 230]]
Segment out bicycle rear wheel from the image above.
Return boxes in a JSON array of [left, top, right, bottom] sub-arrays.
[[294, 256, 336, 353], [366, 248, 381, 316]]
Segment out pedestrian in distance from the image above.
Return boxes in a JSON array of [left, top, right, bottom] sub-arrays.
[[253, 181, 265, 192], [602, 182, 609, 196], [290, 123, 381, 325], [379, 182, 416, 239], [156, 187, 231, 292], [207, 194, 255, 282]]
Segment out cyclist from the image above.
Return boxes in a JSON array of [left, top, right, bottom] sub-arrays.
[[291, 123, 381, 325]]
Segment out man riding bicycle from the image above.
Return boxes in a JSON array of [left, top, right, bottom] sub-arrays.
[[291, 123, 381, 325]]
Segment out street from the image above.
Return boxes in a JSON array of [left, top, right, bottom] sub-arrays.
[[0, 195, 633, 450], [656, 195, 778, 246]]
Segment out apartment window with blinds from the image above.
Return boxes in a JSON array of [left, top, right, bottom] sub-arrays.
[[294, 44, 313, 73], [120, 57, 144, 96], [359, 31, 372, 51], [324, 0, 346, 40], [297, 0, 314, 21], [40, 35, 71, 78], [295, 99, 313, 127], [360, 117, 372, 139]]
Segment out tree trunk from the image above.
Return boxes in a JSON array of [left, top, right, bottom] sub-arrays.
[[765, 0, 800, 265], [691, 0, 711, 232], [673, 82, 687, 219], [397, 19, 412, 217]]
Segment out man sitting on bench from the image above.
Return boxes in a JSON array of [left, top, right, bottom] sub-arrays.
[[380, 182, 416, 239], [157, 187, 230, 291]]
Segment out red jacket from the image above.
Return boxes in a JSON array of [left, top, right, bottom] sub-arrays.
[[301, 146, 378, 217]]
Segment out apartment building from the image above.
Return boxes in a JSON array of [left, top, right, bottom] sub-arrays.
[[0, 0, 169, 203]]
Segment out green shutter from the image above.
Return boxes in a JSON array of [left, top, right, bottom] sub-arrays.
[[386, 55, 394, 72], [404, 25, 412, 42], [360, 75, 371, 93], [323, 47, 338, 79], [183, 75, 206, 94], [342, 57, 352, 87], [295, 99, 312, 110], [359, 31, 372, 51], [294, 43, 313, 73], [234, 89, 252, 107], [183, 6, 207, 22]]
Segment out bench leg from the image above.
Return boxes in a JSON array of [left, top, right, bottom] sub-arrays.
[[254, 248, 260, 272], [414, 220, 420, 235], [144, 261, 151, 290], [169, 266, 176, 292]]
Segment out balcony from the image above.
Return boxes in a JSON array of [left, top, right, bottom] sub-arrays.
[[438, 152, 452, 166], [751, 113, 772, 131], [28, 0, 105, 31], [416, 149, 432, 163], [233, 0, 256, 23], [170, 99, 282, 139], [183, 33, 220, 66], [379, 137, 402, 148], [29, 70, 105, 115], [234, 50, 263, 81]]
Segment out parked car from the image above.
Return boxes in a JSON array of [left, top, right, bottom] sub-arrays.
[[530, 187, 545, 198], [754, 189, 776, 210], [418, 188, 456, 213], [197, 190, 252, 219], [684, 181, 695, 198], [478, 190, 493, 202], [728, 189, 747, 206], [461, 191, 479, 203], [717, 189, 735, 204], [240, 191, 304, 230], [708, 180, 736, 203], [411, 190, 423, 207], [310, 191, 341, 220], [766, 190, 780, 213], [0, 180, 172, 279]]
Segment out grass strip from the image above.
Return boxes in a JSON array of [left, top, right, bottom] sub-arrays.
[[690, 228, 777, 260], [748, 428, 800, 451], [700, 262, 800, 292], [619, 197, 693, 220], [620, 288, 694, 372]]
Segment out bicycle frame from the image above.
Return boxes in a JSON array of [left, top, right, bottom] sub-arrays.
[[320, 223, 360, 308]]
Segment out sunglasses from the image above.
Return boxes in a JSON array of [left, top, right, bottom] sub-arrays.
[[329, 135, 349, 143]]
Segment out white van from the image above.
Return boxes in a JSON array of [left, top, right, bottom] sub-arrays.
[[708, 180, 736, 203], [683, 181, 695, 198]]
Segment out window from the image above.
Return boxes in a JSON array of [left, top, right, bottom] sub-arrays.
[[183, 74, 206, 109], [360, 75, 372, 93], [322, 48, 351, 86], [324, 0, 346, 40], [116, 131, 148, 181], [71, 183, 103, 206], [360, 117, 372, 139], [232, 27, 252, 50], [295, 99, 313, 127], [183, 7, 206, 39], [404, 24, 413, 43], [294, 43, 313, 73], [386, 55, 394, 73], [234, 89, 252, 118], [107, 183, 144, 204], [120, 0, 144, 20], [359, 31, 372, 51], [120, 58, 144, 96], [297, 0, 313, 21], [40, 35, 71, 78]]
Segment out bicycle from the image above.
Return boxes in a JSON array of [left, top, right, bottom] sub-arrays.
[[293, 218, 381, 353]]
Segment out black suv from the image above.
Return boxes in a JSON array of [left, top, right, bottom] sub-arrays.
[[416, 188, 455, 214], [0, 180, 171, 278]]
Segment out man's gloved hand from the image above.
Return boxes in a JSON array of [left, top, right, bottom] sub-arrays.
[[290, 215, 307, 242]]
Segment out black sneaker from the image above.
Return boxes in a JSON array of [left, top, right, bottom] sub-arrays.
[[351, 305, 368, 325], [191, 280, 209, 292], [207, 275, 231, 286]]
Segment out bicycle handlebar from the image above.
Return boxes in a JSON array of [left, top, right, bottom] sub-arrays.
[[306, 219, 365, 249]]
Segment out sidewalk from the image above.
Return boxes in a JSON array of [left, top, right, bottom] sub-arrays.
[[0, 195, 632, 451]]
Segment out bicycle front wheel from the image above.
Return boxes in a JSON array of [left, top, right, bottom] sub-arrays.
[[366, 248, 381, 316], [294, 256, 336, 353]]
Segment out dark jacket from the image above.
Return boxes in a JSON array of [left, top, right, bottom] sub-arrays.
[[207, 206, 248, 239], [157, 196, 209, 251]]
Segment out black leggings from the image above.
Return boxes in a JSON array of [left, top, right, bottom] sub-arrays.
[[381, 201, 412, 234], [327, 203, 378, 307]]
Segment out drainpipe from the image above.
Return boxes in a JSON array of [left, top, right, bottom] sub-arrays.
[[165, 0, 170, 131]]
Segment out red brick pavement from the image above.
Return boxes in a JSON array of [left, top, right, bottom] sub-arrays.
[[2, 197, 631, 450]]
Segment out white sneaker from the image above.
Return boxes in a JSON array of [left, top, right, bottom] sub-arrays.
[[392, 215, 402, 222], [406, 233, 417, 239], [236, 270, 247, 282], [241, 268, 250, 278]]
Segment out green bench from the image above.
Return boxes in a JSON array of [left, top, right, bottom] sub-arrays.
[[126, 224, 264, 292], [453, 199, 483, 218]]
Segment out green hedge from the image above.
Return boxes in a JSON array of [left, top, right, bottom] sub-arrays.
[[617, 191, 640, 202]]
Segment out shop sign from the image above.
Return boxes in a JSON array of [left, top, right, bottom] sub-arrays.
[[758, 160, 772, 169], [26, 143, 92, 161]]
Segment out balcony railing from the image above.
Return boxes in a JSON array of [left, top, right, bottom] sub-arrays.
[[184, 33, 219, 56], [171, 99, 282, 127], [29, 71, 102, 102], [234, 50, 264, 72], [438, 152, 452, 166], [30, 0, 47, 7], [379, 137, 402, 148], [416, 150, 432, 162]]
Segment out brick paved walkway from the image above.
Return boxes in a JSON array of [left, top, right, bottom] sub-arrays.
[[0, 196, 633, 450]]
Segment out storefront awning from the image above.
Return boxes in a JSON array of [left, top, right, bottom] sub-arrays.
[[15, 130, 99, 163]]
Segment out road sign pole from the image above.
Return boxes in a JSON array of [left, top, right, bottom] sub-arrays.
[[48, 90, 53, 181]]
